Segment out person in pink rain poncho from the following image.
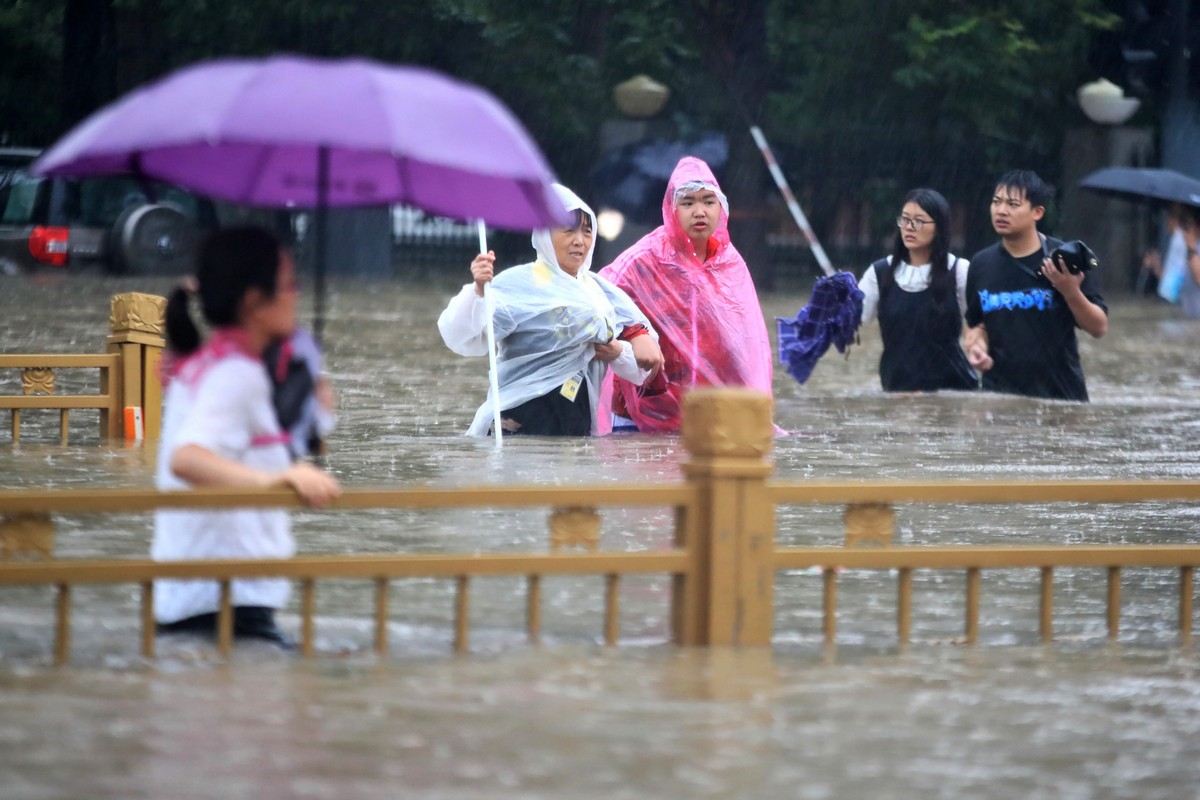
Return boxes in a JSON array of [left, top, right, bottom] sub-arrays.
[[598, 156, 773, 432]]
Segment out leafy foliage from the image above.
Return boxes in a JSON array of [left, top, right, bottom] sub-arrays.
[[0, 0, 64, 145], [764, 0, 1120, 249], [0, 0, 1130, 262]]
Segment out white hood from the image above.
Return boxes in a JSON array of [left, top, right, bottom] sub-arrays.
[[531, 183, 598, 274]]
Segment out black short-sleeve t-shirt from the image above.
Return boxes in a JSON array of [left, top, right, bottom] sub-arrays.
[[965, 238, 1107, 402]]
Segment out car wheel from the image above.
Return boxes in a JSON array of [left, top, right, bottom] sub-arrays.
[[110, 203, 198, 275]]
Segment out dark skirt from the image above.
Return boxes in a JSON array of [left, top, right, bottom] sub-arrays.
[[498, 379, 591, 436], [156, 605, 293, 647]]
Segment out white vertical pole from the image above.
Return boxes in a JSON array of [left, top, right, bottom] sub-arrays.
[[477, 220, 503, 445]]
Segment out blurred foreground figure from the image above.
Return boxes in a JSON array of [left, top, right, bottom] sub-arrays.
[[153, 227, 341, 648]]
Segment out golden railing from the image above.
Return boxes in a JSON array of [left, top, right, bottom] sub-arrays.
[[769, 481, 1200, 647], [0, 354, 122, 443], [1, 388, 1198, 665], [0, 292, 164, 443], [0, 485, 698, 663]]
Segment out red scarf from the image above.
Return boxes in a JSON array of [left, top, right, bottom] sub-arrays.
[[161, 326, 258, 389]]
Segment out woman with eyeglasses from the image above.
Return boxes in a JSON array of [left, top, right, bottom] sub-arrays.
[[859, 188, 977, 392]]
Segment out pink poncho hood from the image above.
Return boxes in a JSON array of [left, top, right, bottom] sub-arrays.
[[597, 157, 773, 433]]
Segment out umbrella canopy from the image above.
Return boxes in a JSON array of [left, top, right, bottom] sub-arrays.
[[590, 132, 727, 223], [1078, 167, 1200, 208], [33, 55, 569, 340], [35, 55, 566, 225]]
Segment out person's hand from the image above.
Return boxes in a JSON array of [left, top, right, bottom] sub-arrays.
[[630, 335, 664, 378], [314, 375, 335, 414], [1042, 256, 1084, 296], [471, 251, 495, 296], [963, 325, 993, 373], [1142, 248, 1163, 277], [966, 344, 993, 373], [593, 340, 624, 362], [279, 461, 341, 508]]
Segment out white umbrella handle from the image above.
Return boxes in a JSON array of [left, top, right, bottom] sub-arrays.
[[477, 220, 503, 446]]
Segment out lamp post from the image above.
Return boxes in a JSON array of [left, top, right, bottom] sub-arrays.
[[612, 75, 670, 119], [1061, 78, 1152, 292], [1077, 78, 1141, 126], [594, 76, 673, 262]]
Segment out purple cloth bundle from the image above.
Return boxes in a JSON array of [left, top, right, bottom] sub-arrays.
[[776, 271, 864, 384]]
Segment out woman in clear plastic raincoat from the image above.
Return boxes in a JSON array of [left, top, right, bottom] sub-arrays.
[[598, 157, 773, 433], [438, 184, 664, 436]]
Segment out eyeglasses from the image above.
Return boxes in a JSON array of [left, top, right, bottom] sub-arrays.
[[896, 215, 933, 231]]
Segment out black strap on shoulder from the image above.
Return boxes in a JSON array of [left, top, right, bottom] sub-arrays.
[[263, 340, 314, 431], [871, 257, 893, 294], [1006, 235, 1049, 281]]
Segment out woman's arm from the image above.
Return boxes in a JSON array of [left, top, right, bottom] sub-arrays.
[[601, 340, 653, 386], [437, 283, 489, 356], [171, 444, 340, 507], [859, 264, 880, 325]]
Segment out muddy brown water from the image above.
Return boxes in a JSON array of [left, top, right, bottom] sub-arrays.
[[2, 274, 1200, 799]]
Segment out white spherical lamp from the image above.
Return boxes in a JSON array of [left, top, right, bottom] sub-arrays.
[[1077, 78, 1141, 125], [613, 75, 670, 119]]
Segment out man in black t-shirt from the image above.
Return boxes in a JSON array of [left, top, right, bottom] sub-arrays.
[[963, 170, 1108, 401]]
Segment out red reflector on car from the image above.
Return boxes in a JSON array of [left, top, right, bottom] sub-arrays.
[[28, 226, 69, 266]]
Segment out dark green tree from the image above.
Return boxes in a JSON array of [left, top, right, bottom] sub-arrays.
[[766, 0, 1120, 255], [0, 0, 1126, 273], [0, 0, 65, 144]]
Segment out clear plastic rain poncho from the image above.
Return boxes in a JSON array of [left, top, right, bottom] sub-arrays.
[[597, 157, 773, 432], [438, 184, 655, 436]]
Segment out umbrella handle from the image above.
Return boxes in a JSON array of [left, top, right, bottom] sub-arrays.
[[477, 220, 503, 446]]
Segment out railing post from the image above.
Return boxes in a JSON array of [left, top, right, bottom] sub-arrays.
[[680, 388, 775, 646], [107, 293, 166, 441]]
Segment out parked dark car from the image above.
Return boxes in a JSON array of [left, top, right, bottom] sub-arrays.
[[0, 150, 219, 276], [0, 146, 40, 178]]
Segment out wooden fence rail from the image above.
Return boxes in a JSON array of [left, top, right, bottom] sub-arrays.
[[0, 479, 701, 663], [0, 354, 122, 443], [1, 387, 1198, 665], [774, 545, 1199, 646], [0, 292, 164, 443]]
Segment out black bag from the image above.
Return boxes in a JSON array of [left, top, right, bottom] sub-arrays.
[[263, 339, 314, 432], [1050, 240, 1098, 275]]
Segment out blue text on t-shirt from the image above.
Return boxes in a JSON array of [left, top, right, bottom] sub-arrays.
[[978, 288, 1057, 313]]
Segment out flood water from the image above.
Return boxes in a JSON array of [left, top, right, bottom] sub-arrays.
[[3, 273, 1200, 799]]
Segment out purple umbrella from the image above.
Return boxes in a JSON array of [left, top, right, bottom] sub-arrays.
[[33, 54, 568, 340]]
